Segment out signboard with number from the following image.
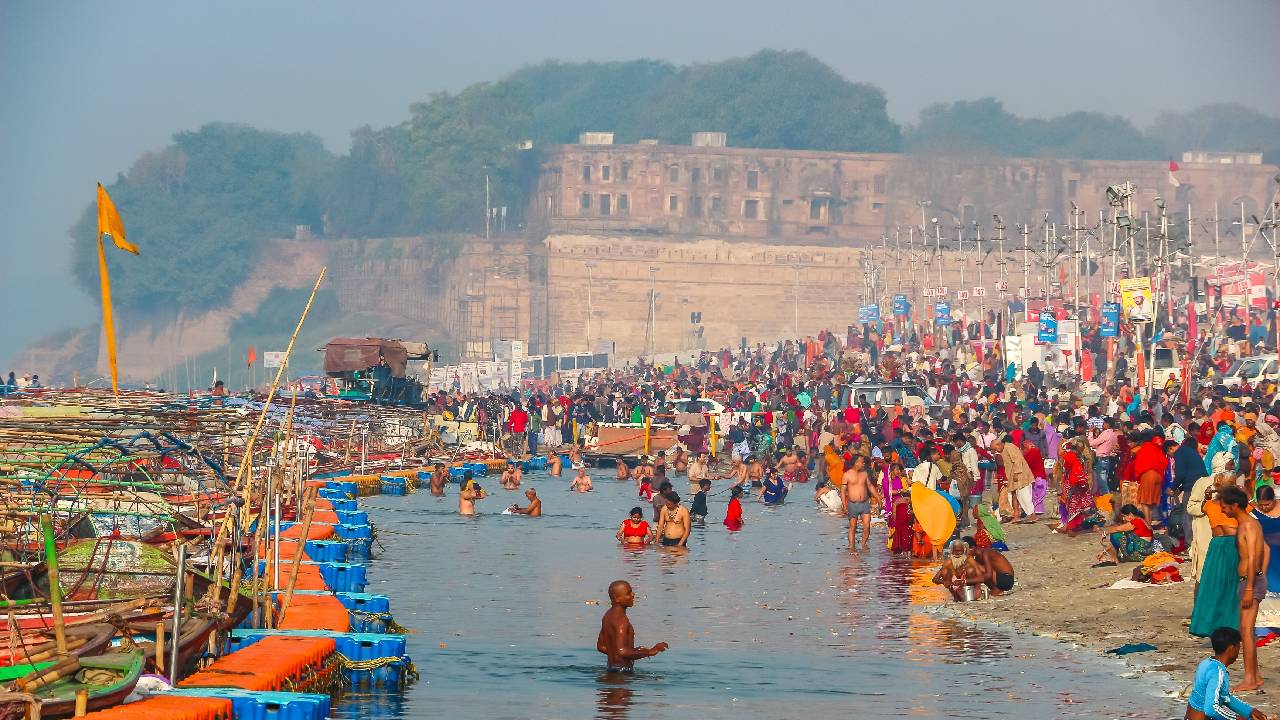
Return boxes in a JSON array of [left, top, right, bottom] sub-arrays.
[[957, 290, 970, 301], [936, 286, 949, 297], [1019, 287, 1030, 298], [973, 287, 987, 297], [923, 287, 936, 298], [995, 280, 1008, 291]]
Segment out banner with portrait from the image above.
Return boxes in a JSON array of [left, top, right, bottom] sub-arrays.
[[1118, 277, 1153, 323]]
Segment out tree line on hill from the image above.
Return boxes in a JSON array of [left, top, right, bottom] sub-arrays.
[[70, 49, 1280, 313]]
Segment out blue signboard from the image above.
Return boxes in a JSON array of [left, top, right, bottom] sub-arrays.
[[1037, 308, 1058, 343], [858, 304, 881, 324], [892, 294, 911, 316], [1100, 302, 1121, 338], [933, 301, 952, 326]]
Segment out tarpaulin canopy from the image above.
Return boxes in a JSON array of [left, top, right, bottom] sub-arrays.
[[323, 338, 409, 377]]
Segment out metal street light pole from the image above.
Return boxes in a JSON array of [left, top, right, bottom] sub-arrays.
[[584, 262, 597, 352], [792, 263, 802, 338], [647, 266, 659, 357]]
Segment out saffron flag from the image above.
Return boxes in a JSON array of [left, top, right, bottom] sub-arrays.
[[97, 183, 138, 254], [246, 346, 258, 368], [95, 183, 138, 395], [1168, 159, 1181, 188]]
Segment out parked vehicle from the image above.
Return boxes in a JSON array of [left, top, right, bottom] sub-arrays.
[[1219, 354, 1280, 388], [847, 382, 947, 418]]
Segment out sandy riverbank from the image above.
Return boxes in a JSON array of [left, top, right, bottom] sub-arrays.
[[929, 521, 1280, 716]]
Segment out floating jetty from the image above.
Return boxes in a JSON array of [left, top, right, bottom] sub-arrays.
[[0, 386, 548, 719]]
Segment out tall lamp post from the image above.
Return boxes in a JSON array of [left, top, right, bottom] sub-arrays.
[[647, 266, 659, 357], [791, 262, 803, 338], [584, 262, 597, 352]]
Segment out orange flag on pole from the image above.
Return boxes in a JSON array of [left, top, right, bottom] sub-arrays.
[[96, 183, 139, 395], [246, 346, 257, 368]]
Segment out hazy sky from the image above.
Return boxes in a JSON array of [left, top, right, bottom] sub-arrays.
[[2, 0, 1277, 365]]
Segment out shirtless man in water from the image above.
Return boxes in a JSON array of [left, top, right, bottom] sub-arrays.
[[458, 471, 485, 516], [570, 467, 593, 492], [673, 447, 688, 474], [842, 455, 877, 551], [500, 464, 521, 489], [1224, 485, 1268, 691], [510, 488, 542, 516], [548, 452, 563, 478], [656, 493, 691, 547], [596, 580, 668, 673], [615, 461, 630, 482], [429, 463, 447, 497]]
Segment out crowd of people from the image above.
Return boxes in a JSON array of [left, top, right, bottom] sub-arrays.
[[414, 314, 1280, 707]]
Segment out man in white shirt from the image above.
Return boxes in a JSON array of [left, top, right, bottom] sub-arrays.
[[910, 445, 943, 490]]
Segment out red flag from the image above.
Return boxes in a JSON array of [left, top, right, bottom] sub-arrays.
[[246, 345, 257, 368], [1168, 159, 1181, 187], [1168, 159, 1180, 172]]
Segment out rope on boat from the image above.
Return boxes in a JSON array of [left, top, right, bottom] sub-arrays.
[[347, 609, 408, 634], [331, 651, 419, 681]]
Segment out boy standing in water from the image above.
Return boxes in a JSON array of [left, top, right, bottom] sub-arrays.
[[597, 580, 668, 673], [1185, 626, 1267, 719], [690, 479, 711, 520]]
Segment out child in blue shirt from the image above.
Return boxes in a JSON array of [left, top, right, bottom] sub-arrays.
[[1187, 627, 1265, 720]]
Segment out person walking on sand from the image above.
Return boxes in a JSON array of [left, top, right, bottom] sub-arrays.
[[596, 580, 668, 674]]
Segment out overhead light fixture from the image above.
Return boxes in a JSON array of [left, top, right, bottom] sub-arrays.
[[1106, 187, 1121, 206], [1117, 215, 1133, 228], [1155, 196, 1165, 210]]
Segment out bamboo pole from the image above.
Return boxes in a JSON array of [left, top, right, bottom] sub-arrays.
[[37, 515, 66, 655], [154, 621, 165, 675], [210, 267, 326, 608]]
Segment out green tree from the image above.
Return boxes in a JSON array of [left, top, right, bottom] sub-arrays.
[[71, 123, 335, 310], [1147, 103, 1280, 163], [907, 99, 1164, 160]]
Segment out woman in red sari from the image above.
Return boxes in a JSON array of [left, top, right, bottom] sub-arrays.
[[724, 485, 745, 531], [885, 463, 913, 553], [1056, 437, 1103, 536]]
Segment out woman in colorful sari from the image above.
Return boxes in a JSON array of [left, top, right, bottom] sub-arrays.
[[886, 463, 913, 553], [1251, 484, 1280, 595], [1204, 421, 1240, 476], [1055, 436, 1104, 536], [973, 503, 1009, 551], [1094, 504, 1154, 566]]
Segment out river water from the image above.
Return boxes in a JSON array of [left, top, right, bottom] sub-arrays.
[[334, 469, 1178, 719]]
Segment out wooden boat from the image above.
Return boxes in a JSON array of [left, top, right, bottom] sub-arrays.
[[22, 650, 145, 719], [589, 424, 678, 459], [0, 623, 116, 668], [121, 613, 221, 677]]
